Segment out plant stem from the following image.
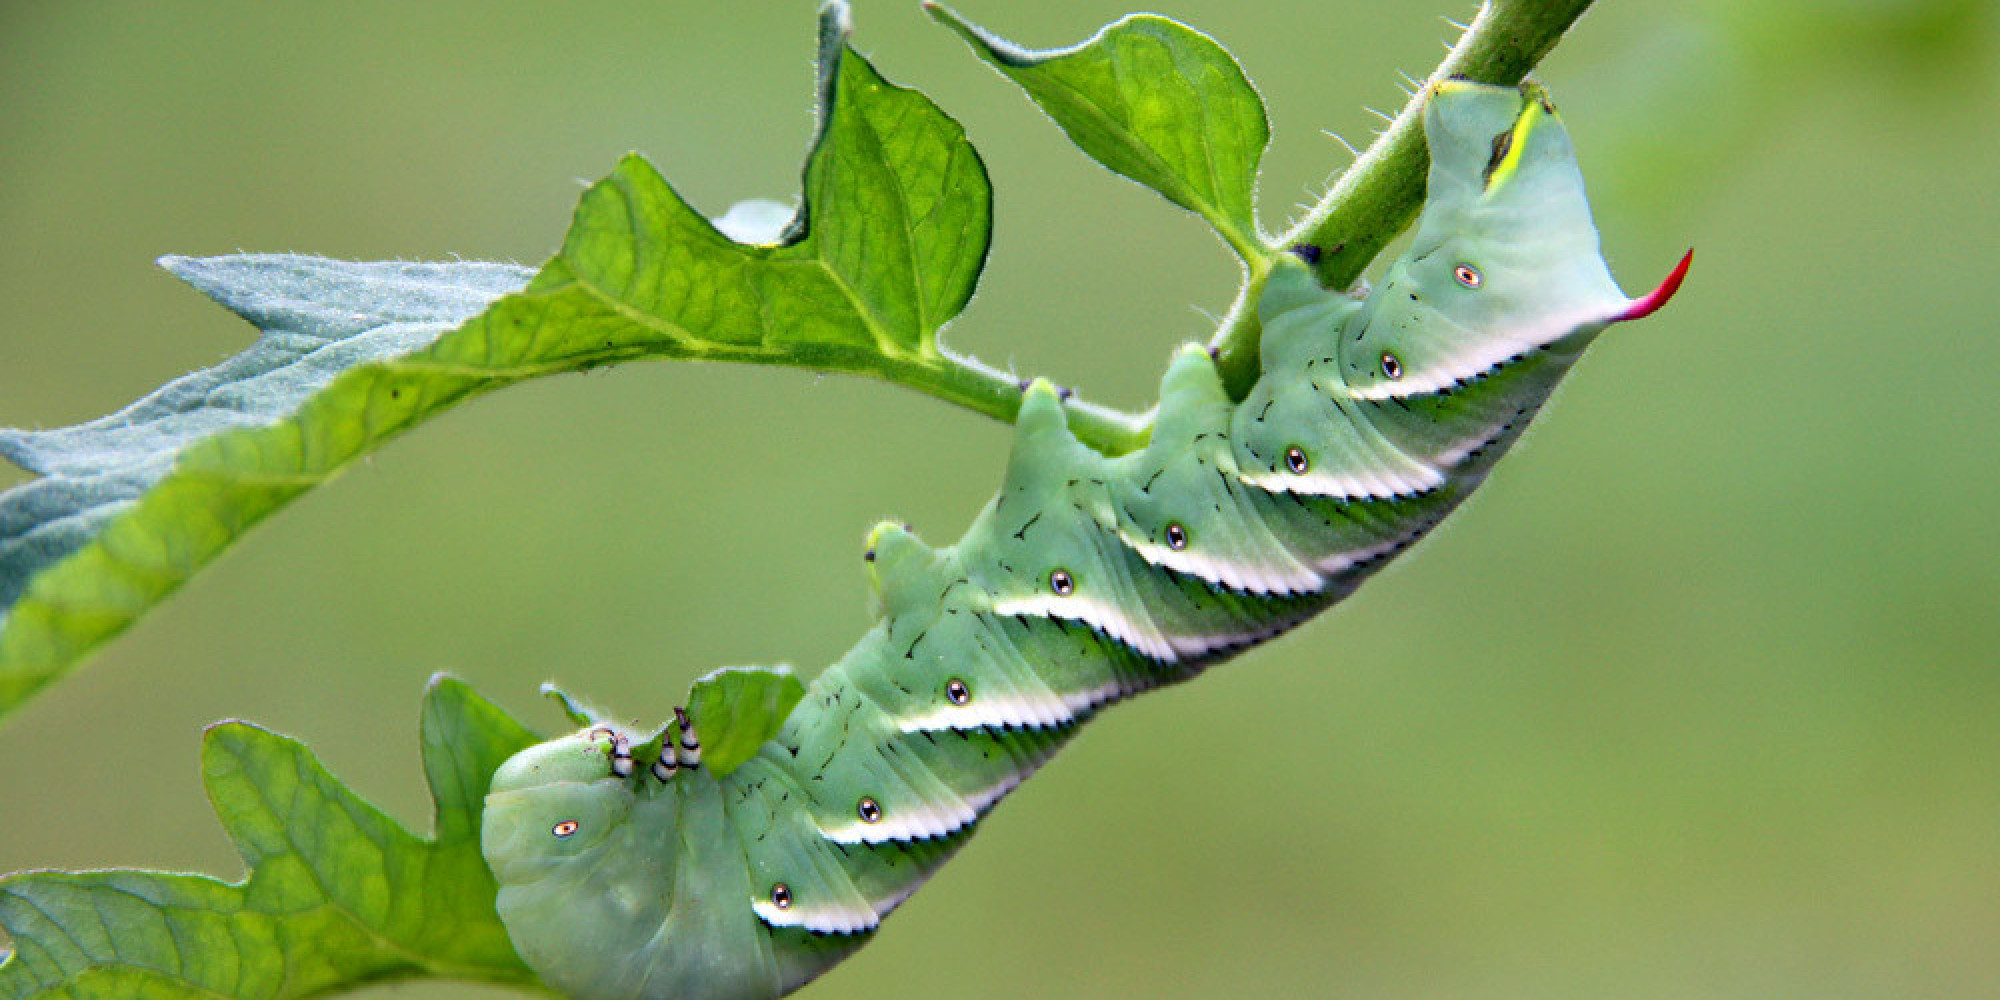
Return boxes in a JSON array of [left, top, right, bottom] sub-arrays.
[[905, 351, 1154, 455], [1205, 0, 1597, 400]]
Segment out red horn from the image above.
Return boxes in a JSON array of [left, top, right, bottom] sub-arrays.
[[1617, 248, 1693, 322]]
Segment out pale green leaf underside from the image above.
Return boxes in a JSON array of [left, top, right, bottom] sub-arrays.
[[0, 4, 1019, 726], [929, 3, 1270, 263], [0, 256, 531, 717], [0, 677, 542, 1000]]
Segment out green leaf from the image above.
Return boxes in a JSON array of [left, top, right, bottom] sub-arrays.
[[552, 2, 992, 366], [539, 682, 614, 730], [929, 3, 1270, 263], [0, 256, 531, 722], [0, 3, 1154, 728], [687, 665, 808, 777], [0, 676, 543, 999]]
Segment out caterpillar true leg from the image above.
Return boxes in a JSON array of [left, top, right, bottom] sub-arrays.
[[608, 734, 633, 779], [652, 738, 679, 782], [676, 706, 703, 768]]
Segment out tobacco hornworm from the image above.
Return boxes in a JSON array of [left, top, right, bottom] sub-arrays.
[[480, 82, 1691, 1000]]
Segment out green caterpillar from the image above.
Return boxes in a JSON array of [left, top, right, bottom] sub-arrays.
[[481, 81, 1690, 1000]]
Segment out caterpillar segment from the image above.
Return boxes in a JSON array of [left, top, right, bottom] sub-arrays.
[[480, 81, 1688, 1000]]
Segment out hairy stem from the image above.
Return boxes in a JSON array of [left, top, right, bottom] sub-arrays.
[[906, 351, 1154, 454], [1205, 0, 1597, 399]]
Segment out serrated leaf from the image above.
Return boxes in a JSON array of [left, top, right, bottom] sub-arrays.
[[0, 2, 1025, 726], [930, 3, 1269, 263], [687, 665, 808, 777], [0, 676, 541, 1000], [551, 2, 991, 363]]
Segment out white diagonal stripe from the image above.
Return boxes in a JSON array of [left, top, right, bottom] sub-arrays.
[[1118, 531, 1326, 597], [751, 895, 878, 935]]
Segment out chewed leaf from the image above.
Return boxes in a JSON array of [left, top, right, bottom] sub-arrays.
[[711, 198, 796, 244], [687, 665, 808, 776], [0, 2, 1046, 727], [930, 3, 1269, 263], [0, 677, 541, 1000]]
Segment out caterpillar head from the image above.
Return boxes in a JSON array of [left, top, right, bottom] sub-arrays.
[[481, 728, 633, 886], [1339, 81, 1688, 402]]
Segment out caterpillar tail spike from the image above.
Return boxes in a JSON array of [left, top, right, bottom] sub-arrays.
[[1617, 248, 1695, 323]]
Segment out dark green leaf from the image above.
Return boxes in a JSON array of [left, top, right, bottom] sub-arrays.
[[930, 3, 1270, 262], [0, 677, 542, 1000]]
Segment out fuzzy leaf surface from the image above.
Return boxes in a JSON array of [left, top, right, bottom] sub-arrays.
[[0, 256, 530, 719]]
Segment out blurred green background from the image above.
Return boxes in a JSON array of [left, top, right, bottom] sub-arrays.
[[3, 1, 1997, 997]]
